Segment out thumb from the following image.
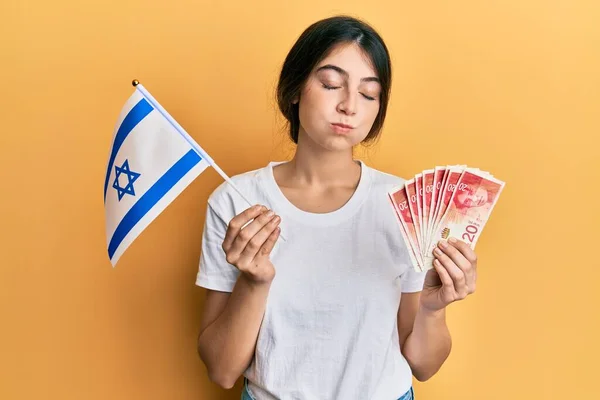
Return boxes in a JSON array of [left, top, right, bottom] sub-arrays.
[[423, 267, 441, 288]]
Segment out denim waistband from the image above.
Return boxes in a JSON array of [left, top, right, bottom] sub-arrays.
[[241, 378, 414, 400]]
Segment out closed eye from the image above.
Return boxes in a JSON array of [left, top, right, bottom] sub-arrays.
[[361, 93, 376, 101], [323, 83, 377, 101]]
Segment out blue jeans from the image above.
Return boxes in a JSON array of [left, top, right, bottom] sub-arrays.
[[241, 378, 414, 400]]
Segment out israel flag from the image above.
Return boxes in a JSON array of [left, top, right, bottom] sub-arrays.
[[104, 83, 212, 266]]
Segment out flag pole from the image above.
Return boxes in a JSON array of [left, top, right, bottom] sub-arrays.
[[131, 79, 286, 241], [131, 79, 254, 206]]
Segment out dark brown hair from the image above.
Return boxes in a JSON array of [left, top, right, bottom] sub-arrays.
[[276, 15, 392, 144]]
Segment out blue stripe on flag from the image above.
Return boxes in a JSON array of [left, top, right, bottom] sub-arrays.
[[104, 98, 154, 202], [107, 149, 202, 260]]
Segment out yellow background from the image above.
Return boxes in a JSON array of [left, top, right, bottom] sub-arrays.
[[1, 0, 598, 399]]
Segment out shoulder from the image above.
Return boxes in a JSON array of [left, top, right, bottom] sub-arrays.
[[359, 161, 407, 220], [206, 163, 273, 221], [361, 161, 406, 193], [207, 166, 263, 204]]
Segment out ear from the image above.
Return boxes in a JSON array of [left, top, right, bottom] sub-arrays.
[[292, 91, 300, 104]]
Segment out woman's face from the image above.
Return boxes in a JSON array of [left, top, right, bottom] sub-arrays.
[[296, 42, 382, 152]]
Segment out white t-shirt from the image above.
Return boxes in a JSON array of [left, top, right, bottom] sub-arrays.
[[196, 160, 426, 400]]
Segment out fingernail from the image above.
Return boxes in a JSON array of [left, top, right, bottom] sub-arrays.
[[439, 240, 448, 248], [448, 237, 457, 244], [266, 210, 274, 218], [434, 248, 442, 256]]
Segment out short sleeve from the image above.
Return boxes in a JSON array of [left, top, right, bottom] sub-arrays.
[[400, 265, 427, 293], [195, 202, 240, 292]]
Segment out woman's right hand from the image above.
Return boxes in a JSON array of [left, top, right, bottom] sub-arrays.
[[222, 205, 281, 285]]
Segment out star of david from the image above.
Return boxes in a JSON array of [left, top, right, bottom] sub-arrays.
[[112, 159, 141, 201]]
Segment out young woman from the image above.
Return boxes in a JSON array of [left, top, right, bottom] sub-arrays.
[[196, 15, 478, 400]]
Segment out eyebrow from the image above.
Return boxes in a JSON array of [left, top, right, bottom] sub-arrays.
[[316, 64, 380, 83]]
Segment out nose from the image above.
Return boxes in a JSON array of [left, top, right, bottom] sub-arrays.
[[337, 89, 357, 116]]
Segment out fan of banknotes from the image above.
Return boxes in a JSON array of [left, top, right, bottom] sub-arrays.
[[388, 165, 505, 272]]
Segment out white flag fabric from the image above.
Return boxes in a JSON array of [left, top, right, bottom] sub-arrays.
[[104, 87, 210, 266]]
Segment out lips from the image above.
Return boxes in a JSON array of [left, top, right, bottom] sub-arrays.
[[332, 123, 354, 129], [330, 123, 354, 135]]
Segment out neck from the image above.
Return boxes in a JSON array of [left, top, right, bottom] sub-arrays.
[[287, 130, 360, 186]]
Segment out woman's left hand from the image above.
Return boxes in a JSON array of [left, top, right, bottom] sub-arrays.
[[420, 238, 478, 313]]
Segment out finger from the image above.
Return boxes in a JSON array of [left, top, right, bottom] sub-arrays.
[[237, 215, 281, 266], [433, 258, 454, 290], [228, 211, 278, 263], [446, 238, 478, 293], [259, 226, 281, 257], [468, 269, 477, 294], [438, 240, 471, 272], [222, 205, 266, 252], [448, 238, 478, 265], [433, 247, 468, 298]]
